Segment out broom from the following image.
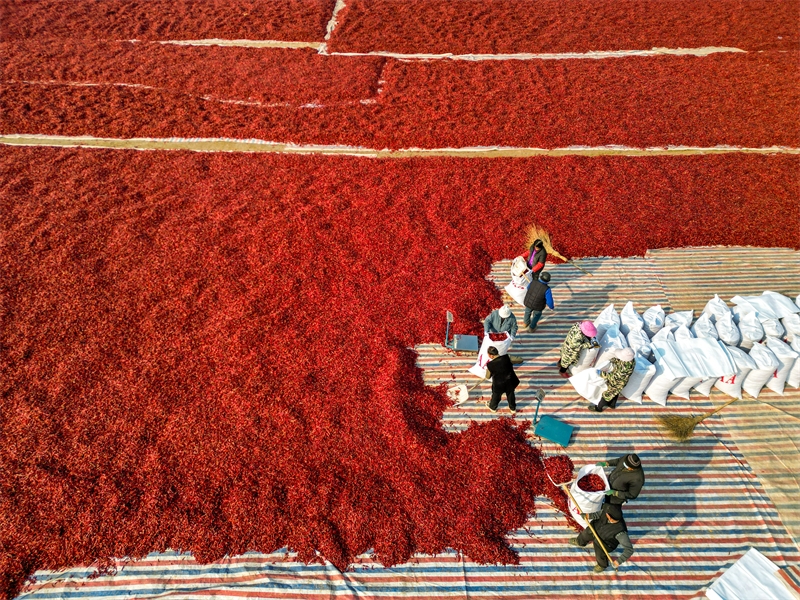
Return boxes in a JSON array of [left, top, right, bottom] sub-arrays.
[[526, 224, 592, 276], [656, 398, 739, 442]]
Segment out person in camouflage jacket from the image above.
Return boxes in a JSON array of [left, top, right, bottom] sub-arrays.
[[558, 321, 598, 378], [592, 347, 636, 412]]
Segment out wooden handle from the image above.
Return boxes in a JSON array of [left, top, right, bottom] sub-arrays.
[[705, 397, 739, 418], [560, 484, 618, 571]]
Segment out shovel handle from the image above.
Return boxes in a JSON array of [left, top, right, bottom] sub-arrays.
[[561, 484, 618, 572], [468, 376, 488, 392]]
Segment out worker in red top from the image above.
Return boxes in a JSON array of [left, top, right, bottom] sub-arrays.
[[526, 239, 547, 280]]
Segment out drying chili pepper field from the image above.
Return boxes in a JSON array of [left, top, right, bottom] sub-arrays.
[[1, 0, 799, 599]]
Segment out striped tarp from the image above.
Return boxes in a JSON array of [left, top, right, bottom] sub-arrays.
[[19, 247, 800, 599]]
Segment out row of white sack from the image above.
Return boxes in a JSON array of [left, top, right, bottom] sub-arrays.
[[593, 291, 800, 352], [571, 306, 800, 406]]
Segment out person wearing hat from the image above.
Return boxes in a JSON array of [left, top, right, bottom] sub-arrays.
[[526, 239, 547, 279], [485, 346, 520, 413], [522, 271, 554, 333], [558, 321, 599, 378], [597, 453, 645, 506], [483, 305, 519, 339], [590, 347, 636, 412], [569, 503, 634, 573]]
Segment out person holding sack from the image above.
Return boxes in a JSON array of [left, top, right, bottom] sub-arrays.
[[486, 346, 520, 414], [590, 347, 636, 412], [522, 271, 554, 333], [483, 305, 518, 338], [569, 504, 634, 573], [597, 453, 645, 506], [558, 321, 599, 378]]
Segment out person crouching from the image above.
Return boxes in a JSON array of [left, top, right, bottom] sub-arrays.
[[591, 347, 635, 412], [558, 321, 599, 378]]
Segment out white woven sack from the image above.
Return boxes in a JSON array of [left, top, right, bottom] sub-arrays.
[[716, 312, 741, 347], [797, 294, 800, 310], [620, 301, 644, 336], [765, 337, 799, 396], [762, 319, 785, 339], [665, 310, 693, 329], [596, 323, 628, 365], [621, 356, 656, 403], [469, 333, 513, 379], [674, 325, 694, 341], [645, 368, 681, 406], [642, 305, 665, 338], [703, 294, 732, 323], [650, 327, 675, 344], [569, 464, 610, 525], [511, 256, 529, 278], [504, 281, 528, 307], [741, 342, 780, 399], [781, 313, 800, 343], [569, 366, 607, 404], [594, 304, 620, 342], [737, 311, 764, 349], [786, 337, 800, 388], [692, 377, 718, 397], [692, 312, 719, 340], [714, 346, 757, 400], [627, 328, 653, 360], [670, 376, 704, 400], [571, 346, 600, 375]]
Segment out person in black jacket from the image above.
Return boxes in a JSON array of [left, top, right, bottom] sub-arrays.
[[526, 239, 547, 279], [598, 453, 645, 505], [486, 346, 520, 414], [522, 271, 554, 332], [569, 503, 634, 573]]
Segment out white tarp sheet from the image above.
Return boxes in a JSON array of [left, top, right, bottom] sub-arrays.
[[732, 291, 800, 322], [706, 548, 797, 600]]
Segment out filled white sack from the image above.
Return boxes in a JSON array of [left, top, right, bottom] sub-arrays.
[[714, 346, 758, 400], [596, 323, 628, 365], [782, 313, 800, 343], [569, 464, 610, 526], [797, 294, 800, 310], [692, 312, 719, 340], [738, 311, 764, 349], [627, 328, 653, 360], [621, 356, 657, 403], [692, 377, 718, 397], [642, 305, 665, 338], [620, 301, 645, 336], [511, 256, 529, 278], [732, 291, 800, 321], [670, 376, 705, 400], [594, 304, 620, 341], [703, 294, 732, 323], [468, 333, 513, 379], [504, 281, 528, 307], [762, 319, 785, 339], [570, 346, 600, 375], [764, 337, 799, 395], [665, 310, 693, 329], [674, 325, 694, 341], [645, 340, 691, 406], [667, 337, 737, 400], [650, 326, 675, 344], [786, 337, 800, 388], [741, 342, 780, 399], [716, 312, 742, 347], [569, 365, 608, 405]]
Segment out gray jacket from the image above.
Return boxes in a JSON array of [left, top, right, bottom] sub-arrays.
[[483, 310, 518, 337]]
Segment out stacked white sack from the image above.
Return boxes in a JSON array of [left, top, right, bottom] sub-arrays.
[[674, 325, 694, 341], [596, 323, 628, 365], [715, 312, 741, 346], [571, 345, 600, 375], [762, 319, 785, 339], [741, 342, 780, 399], [703, 294, 732, 323], [620, 301, 644, 336], [621, 355, 657, 403], [627, 328, 652, 360], [594, 304, 620, 341], [671, 338, 735, 400], [645, 340, 691, 406], [642, 305, 665, 338], [786, 337, 800, 389], [692, 312, 719, 340], [764, 337, 799, 395], [665, 310, 693, 329], [650, 326, 675, 344], [732, 291, 800, 321], [782, 313, 800, 343], [714, 346, 758, 400], [737, 311, 764, 349]]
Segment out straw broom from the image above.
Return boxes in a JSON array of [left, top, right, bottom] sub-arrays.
[[526, 224, 593, 276], [656, 398, 739, 442]]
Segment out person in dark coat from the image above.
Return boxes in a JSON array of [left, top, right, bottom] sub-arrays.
[[486, 346, 520, 414], [569, 503, 634, 573], [522, 271, 554, 332], [526, 239, 547, 279], [597, 453, 645, 505]]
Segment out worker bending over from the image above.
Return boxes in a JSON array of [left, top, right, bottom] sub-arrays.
[[569, 504, 634, 573], [484, 305, 518, 338], [558, 321, 599, 378], [590, 347, 635, 412], [486, 346, 519, 414], [597, 453, 645, 506]]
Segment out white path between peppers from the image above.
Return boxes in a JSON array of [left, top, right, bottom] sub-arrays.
[[2, 135, 798, 157]]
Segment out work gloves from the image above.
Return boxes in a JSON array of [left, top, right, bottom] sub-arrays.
[[604, 489, 620, 497], [596, 461, 608, 467]]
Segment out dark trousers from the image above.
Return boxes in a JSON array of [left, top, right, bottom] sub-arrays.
[[596, 393, 619, 411], [489, 387, 516, 411], [577, 527, 613, 568], [523, 307, 543, 329], [559, 361, 570, 374]]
